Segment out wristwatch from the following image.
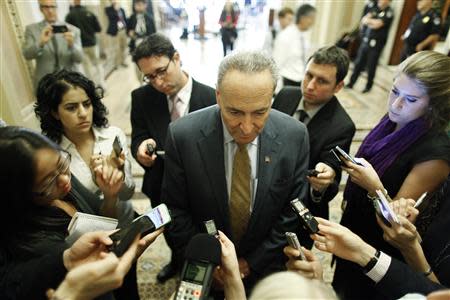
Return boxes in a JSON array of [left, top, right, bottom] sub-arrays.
[[363, 249, 380, 273]]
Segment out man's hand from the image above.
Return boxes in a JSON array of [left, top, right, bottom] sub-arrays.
[[39, 25, 53, 47], [136, 139, 157, 167], [307, 162, 336, 193], [63, 31, 74, 48], [63, 231, 113, 270], [311, 217, 377, 267], [284, 246, 323, 280]]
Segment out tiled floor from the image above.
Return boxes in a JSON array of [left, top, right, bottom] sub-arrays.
[[104, 13, 395, 299]]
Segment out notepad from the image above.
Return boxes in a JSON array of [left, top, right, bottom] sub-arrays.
[[66, 212, 118, 245]]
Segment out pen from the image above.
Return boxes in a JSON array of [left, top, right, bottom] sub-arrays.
[[414, 192, 427, 208]]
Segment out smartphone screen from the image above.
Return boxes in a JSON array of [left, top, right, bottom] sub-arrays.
[[143, 203, 171, 230], [334, 146, 363, 166], [376, 190, 400, 225]]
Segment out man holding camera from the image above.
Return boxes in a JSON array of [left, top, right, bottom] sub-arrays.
[[22, 0, 82, 90]]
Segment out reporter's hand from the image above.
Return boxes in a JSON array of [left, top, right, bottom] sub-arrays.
[[308, 162, 336, 193], [377, 215, 419, 253], [284, 246, 323, 280], [39, 25, 53, 47], [63, 231, 113, 270], [390, 198, 418, 223], [136, 139, 157, 167], [63, 31, 74, 47], [342, 158, 383, 195], [109, 151, 125, 171], [311, 217, 377, 267], [93, 157, 124, 198], [135, 227, 164, 258], [52, 236, 138, 300]]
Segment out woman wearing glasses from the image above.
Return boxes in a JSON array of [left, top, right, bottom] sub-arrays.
[[332, 51, 450, 299], [34, 70, 135, 226], [0, 126, 145, 300]]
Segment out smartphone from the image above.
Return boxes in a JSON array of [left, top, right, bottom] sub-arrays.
[[112, 135, 122, 157], [373, 189, 399, 227], [285, 232, 306, 260], [307, 169, 319, 177], [109, 204, 171, 256], [204, 219, 218, 236], [52, 24, 68, 33], [333, 146, 363, 166]]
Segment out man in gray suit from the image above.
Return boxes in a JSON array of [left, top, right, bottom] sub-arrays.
[[162, 51, 310, 289], [22, 0, 82, 89]]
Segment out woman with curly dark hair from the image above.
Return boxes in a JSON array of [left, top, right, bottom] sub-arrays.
[[34, 70, 135, 226]]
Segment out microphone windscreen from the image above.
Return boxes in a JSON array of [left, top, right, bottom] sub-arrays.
[[185, 233, 221, 265]]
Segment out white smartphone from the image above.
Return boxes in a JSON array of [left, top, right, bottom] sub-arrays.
[[143, 203, 171, 230], [109, 204, 171, 256]]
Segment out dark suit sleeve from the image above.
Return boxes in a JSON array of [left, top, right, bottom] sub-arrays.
[[375, 257, 445, 299], [245, 127, 310, 275], [130, 90, 151, 166], [161, 124, 199, 259], [0, 251, 66, 300]]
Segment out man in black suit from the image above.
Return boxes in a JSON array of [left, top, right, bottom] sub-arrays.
[[130, 33, 215, 282], [162, 51, 310, 290], [273, 45, 355, 222]]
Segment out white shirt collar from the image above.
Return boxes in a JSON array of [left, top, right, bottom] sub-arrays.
[[168, 72, 192, 105], [296, 97, 326, 120]]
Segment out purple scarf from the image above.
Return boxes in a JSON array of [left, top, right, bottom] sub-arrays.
[[344, 115, 430, 199]]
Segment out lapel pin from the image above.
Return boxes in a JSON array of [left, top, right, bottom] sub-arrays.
[[265, 156, 271, 164]]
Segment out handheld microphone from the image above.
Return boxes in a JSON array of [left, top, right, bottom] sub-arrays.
[[175, 233, 221, 300]]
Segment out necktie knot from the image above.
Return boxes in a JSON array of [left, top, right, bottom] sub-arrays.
[[299, 109, 308, 122]]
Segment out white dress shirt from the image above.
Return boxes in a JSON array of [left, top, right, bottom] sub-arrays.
[[223, 121, 259, 213], [167, 72, 192, 118], [273, 24, 313, 82]]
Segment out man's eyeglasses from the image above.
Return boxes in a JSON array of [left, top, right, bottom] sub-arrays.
[[143, 58, 172, 83], [33, 151, 71, 199], [40, 5, 57, 9]]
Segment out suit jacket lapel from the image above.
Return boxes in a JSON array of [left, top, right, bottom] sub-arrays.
[[247, 117, 280, 233], [189, 79, 211, 112], [197, 108, 230, 229]]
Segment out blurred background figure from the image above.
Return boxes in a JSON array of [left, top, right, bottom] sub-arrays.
[[273, 4, 316, 88], [22, 0, 83, 91], [346, 0, 394, 93], [66, 0, 105, 89], [127, 0, 156, 82], [105, 0, 128, 69], [219, 0, 239, 56], [262, 7, 294, 55], [400, 0, 441, 62]]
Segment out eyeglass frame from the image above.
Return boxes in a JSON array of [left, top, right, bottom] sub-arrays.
[[32, 150, 72, 199], [142, 57, 173, 83], [40, 4, 57, 9]]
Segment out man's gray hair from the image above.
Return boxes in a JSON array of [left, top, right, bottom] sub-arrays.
[[217, 51, 279, 90]]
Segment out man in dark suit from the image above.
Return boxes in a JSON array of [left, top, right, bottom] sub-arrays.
[[162, 51, 310, 289], [273, 45, 355, 222], [130, 33, 215, 282]]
